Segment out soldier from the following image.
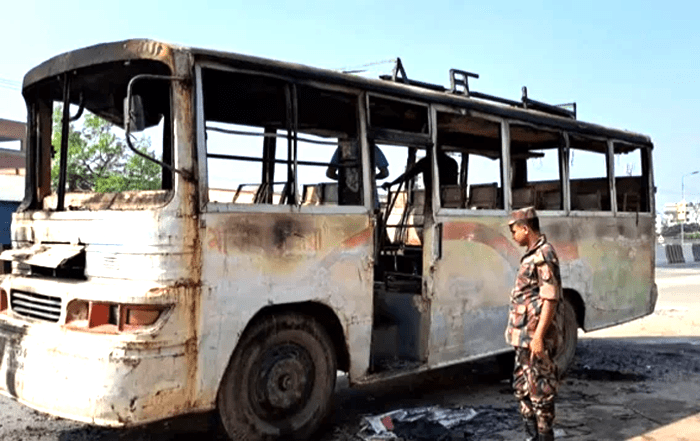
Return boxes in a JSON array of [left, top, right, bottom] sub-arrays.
[[506, 207, 563, 441]]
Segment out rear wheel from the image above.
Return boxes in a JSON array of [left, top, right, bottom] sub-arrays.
[[217, 313, 337, 441], [553, 297, 578, 376]]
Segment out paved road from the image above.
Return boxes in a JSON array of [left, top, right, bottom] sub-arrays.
[[1, 264, 699, 440]]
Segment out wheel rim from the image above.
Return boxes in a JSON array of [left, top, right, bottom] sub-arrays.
[[252, 343, 316, 421]]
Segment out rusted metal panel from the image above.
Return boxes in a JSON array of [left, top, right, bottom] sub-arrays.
[[0, 243, 83, 268], [197, 211, 374, 404], [427, 213, 656, 366], [9, 211, 193, 281], [564, 215, 656, 330], [427, 217, 515, 366], [23, 40, 177, 90], [0, 278, 202, 426]]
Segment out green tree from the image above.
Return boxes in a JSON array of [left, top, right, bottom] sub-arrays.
[[51, 106, 161, 193]]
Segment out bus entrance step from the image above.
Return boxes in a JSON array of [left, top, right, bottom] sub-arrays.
[[385, 272, 422, 293]]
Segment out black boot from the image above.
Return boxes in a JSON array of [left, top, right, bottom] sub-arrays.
[[523, 418, 537, 441], [538, 429, 554, 441]]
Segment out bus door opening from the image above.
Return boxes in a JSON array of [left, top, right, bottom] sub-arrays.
[[371, 142, 431, 371]]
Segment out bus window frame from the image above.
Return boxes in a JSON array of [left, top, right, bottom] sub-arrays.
[[195, 62, 371, 215], [366, 93, 432, 146], [507, 120, 567, 215], [431, 104, 508, 217], [611, 140, 654, 216], [566, 132, 616, 218]]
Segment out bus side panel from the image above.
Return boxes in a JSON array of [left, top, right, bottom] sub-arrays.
[[428, 214, 656, 367], [196, 211, 373, 405], [562, 215, 656, 331], [428, 216, 517, 366]]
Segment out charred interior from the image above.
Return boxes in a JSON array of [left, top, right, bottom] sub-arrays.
[[202, 68, 363, 206]]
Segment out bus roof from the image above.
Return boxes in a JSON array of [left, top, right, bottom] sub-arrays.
[[23, 39, 653, 148]]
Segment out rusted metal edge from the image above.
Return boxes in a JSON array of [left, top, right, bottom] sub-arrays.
[[23, 39, 653, 148], [22, 40, 176, 89]]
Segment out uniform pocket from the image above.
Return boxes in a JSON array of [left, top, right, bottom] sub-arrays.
[[510, 303, 528, 327], [525, 302, 540, 335]]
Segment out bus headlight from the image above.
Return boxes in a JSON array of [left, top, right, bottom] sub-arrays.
[[122, 305, 166, 329], [65, 300, 169, 333]]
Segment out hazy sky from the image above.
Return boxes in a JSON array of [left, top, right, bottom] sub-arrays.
[[1, 0, 698, 212]]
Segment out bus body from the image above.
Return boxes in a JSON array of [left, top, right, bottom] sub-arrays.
[[0, 40, 656, 439]]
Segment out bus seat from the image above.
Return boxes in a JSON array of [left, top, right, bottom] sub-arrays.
[[538, 189, 562, 210], [321, 183, 338, 204], [573, 191, 601, 211], [512, 187, 537, 209], [232, 184, 258, 203], [301, 183, 338, 205], [468, 183, 498, 209], [619, 192, 640, 212], [441, 185, 465, 208]]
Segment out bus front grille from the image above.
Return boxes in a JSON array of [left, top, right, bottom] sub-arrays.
[[10, 290, 62, 323]]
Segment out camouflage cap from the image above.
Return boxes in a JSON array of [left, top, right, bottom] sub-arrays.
[[508, 206, 538, 226]]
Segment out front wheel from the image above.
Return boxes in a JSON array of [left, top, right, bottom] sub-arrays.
[[553, 297, 578, 376], [217, 313, 337, 441]]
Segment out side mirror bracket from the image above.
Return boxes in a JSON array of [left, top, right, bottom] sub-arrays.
[[124, 74, 191, 181]]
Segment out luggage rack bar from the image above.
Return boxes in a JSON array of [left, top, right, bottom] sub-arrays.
[[379, 58, 577, 119]]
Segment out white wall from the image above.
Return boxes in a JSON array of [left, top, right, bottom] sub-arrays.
[[0, 174, 24, 202]]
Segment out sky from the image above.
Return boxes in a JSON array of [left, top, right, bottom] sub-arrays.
[[1, 0, 698, 214]]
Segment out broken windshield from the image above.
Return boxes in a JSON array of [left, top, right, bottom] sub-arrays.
[[23, 60, 173, 211]]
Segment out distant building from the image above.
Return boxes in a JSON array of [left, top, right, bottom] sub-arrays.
[[662, 201, 700, 226], [0, 118, 26, 247]]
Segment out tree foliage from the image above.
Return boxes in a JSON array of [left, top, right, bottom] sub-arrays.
[[51, 107, 161, 193]]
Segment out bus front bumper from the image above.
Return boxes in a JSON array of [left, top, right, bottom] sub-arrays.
[[0, 316, 200, 427]]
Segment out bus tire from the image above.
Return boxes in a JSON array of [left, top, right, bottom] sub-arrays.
[[217, 313, 337, 441], [554, 297, 578, 376]]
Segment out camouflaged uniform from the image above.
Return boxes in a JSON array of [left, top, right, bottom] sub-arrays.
[[505, 234, 563, 435]]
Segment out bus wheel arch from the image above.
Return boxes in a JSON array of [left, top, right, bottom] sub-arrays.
[[240, 302, 349, 372], [563, 288, 585, 329], [216, 304, 347, 440], [555, 289, 584, 376]]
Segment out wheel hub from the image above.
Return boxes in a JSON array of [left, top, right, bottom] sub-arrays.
[[255, 344, 315, 418]]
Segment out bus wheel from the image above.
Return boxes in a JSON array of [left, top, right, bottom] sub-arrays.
[[554, 298, 578, 376], [217, 313, 337, 441]]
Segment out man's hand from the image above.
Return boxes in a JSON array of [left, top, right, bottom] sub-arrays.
[[381, 181, 392, 191], [530, 298, 556, 363], [529, 336, 545, 362]]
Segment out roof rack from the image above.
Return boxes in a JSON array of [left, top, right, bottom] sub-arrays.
[[379, 58, 577, 120]]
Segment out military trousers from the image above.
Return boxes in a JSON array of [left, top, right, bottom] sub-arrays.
[[513, 347, 559, 434]]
